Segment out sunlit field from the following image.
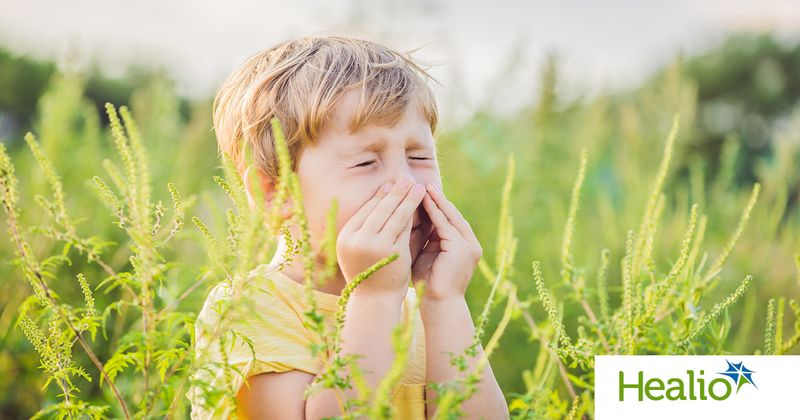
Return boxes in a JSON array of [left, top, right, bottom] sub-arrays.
[[1, 34, 798, 419]]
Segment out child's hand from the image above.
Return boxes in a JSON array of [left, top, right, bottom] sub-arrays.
[[337, 177, 426, 302], [411, 183, 482, 302]]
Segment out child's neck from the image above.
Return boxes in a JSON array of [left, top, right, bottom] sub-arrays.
[[268, 236, 348, 296]]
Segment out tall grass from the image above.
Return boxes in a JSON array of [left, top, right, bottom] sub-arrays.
[[0, 59, 798, 419]]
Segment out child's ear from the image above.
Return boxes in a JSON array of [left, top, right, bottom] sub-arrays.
[[243, 166, 293, 219]]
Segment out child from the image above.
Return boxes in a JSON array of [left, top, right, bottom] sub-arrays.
[[189, 34, 508, 419]]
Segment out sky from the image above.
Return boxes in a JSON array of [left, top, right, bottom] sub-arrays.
[[1, 0, 798, 127]]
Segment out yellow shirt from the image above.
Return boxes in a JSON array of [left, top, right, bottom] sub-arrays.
[[188, 263, 427, 419]]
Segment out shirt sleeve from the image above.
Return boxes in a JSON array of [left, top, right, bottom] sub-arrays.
[[188, 279, 324, 419]]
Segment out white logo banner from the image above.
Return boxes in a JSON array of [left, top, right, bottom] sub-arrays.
[[595, 355, 800, 419]]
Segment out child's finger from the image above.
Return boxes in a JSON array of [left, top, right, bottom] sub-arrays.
[[411, 227, 440, 281], [342, 181, 394, 234], [361, 178, 415, 234], [421, 192, 460, 240], [425, 183, 479, 243], [395, 207, 414, 245], [382, 184, 425, 242]]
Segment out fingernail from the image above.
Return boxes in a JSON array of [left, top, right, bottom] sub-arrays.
[[382, 182, 393, 193], [412, 184, 425, 196], [427, 182, 437, 191]]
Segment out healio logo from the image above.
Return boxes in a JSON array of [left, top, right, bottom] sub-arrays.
[[618, 359, 757, 402]]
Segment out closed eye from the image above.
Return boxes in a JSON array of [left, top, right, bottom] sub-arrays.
[[354, 160, 375, 168], [353, 157, 430, 168]]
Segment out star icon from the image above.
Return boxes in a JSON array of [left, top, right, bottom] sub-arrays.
[[718, 359, 757, 393]]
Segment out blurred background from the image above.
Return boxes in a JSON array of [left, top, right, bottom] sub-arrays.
[[0, 0, 798, 418]]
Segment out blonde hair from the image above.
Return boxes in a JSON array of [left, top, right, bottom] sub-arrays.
[[212, 34, 441, 182]]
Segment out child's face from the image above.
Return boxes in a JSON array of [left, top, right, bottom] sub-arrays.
[[295, 88, 441, 261]]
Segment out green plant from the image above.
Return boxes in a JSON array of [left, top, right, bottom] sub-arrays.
[[2, 54, 799, 419]]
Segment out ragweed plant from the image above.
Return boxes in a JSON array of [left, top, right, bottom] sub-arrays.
[[504, 113, 800, 419], [1, 103, 193, 418], [3, 73, 799, 420]]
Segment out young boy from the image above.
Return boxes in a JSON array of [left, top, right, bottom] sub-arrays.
[[189, 34, 508, 419]]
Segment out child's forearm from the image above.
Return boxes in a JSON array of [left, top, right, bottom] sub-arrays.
[[308, 292, 405, 417], [421, 296, 509, 419]]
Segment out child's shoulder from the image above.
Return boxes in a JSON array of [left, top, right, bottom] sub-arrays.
[[195, 263, 287, 324], [198, 263, 420, 324], [203, 262, 283, 298]]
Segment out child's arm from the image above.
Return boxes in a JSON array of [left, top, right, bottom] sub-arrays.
[[421, 296, 509, 418], [236, 178, 424, 418], [235, 294, 405, 419], [331, 177, 425, 406], [414, 183, 510, 419], [236, 370, 315, 418]]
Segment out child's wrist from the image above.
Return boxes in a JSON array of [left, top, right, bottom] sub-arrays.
[[420, 290, 466, 305], [419, 294, 468, 323], [349, 287, 406, 307]]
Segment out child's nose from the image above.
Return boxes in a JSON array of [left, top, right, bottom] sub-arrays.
[[387, 175, 425, 228], [391, 174, 420, 192]]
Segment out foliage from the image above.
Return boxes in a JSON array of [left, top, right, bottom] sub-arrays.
[[1, 34, 799, 419]]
